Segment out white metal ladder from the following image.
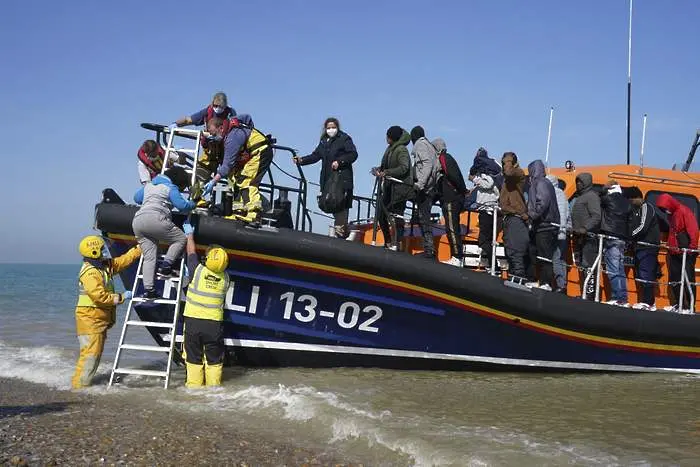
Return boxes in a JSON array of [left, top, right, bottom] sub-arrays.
[[108, 126, 203, 389]]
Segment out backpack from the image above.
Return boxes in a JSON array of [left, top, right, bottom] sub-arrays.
[[438, 152, 468, 195], [317, 171, 347, 214]]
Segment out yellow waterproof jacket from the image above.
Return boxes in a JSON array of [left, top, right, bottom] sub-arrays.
[[75, 246, 141, 335]]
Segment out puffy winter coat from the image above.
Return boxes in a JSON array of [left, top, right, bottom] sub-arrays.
[[656, 193, 699, 254], [527, 160, 559, 231]]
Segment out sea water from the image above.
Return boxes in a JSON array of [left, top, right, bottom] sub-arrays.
[[1, 263, 699, 466]]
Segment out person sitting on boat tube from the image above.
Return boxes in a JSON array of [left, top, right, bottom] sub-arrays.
[[132, 166, 196, 299], [201, 114, 273, 226], [72, 236, 141, 389], [180, 220, 229, 388], [172, 92, 237, 186], [656, 193, 699, 312], [293, 117, 359, 239]]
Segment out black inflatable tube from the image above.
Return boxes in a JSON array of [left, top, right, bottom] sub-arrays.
[[95, 202, 700, 348]]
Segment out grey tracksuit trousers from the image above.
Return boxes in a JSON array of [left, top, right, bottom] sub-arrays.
[[132, 212, 186, 290]]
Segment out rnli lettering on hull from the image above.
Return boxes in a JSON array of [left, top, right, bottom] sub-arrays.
[[161, 275, 384, 334]]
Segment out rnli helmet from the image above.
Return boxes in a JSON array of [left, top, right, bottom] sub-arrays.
[[79, 235, 106, 259], [205, 246, 228, 273]]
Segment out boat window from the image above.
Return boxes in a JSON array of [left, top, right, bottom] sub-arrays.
[[645, 190, 699, 229]]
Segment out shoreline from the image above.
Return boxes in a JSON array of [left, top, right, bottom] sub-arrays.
[[0, 377, 363, 466]]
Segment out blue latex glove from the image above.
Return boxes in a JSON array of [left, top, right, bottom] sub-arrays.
[[203, 180, 216, 196], [183, 221, 194, 235], [123, 291, 133, 301]]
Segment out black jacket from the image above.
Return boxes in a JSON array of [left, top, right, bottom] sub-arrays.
[[438, 151, 467, 203], [629, 201, 660, 248], [300, 130, 358, 194], [600, 190, 631, 238]]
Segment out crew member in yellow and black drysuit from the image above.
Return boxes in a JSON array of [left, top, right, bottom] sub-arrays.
[[72, 236, 141, 389], [201, 114, 273, 225], [181, 220, 230, 387]]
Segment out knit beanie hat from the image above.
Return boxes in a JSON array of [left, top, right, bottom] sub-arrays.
[[386, 126, 403, 143]]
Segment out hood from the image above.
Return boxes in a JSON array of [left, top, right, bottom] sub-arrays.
[[151, 174, 172, 186], [576, 173, 593, 192], [527, 160, 546, 179], [432, 138, 447, 154], [546, 174, 559, 187], [396, 130, 411, 147], [656, 193, 680, 213], [237, 113, 254, 127]]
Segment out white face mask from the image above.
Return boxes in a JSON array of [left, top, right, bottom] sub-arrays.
[[326, 128, 338, 138], [213, 106, 225, 114]]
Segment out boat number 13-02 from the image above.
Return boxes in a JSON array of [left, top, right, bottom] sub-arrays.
[[279, 292, 382, 333]]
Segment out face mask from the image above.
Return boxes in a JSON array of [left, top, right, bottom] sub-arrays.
[[207, 134, 223, 142], [326, 128, 338, 138], [213, 106, 225, 114]]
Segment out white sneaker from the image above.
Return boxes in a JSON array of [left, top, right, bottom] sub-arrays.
[[524, 282, 539, 289], [663, 305, 678, 312], [605, 300, 619, 306], [632, 303, 651, 310], [442, 256, 463, 267], [538, 284, 552, 291]]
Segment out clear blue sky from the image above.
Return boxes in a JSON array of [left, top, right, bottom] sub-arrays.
[[1, 0, 698, 263]]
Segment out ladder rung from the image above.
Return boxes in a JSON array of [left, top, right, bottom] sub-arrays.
[[136, 274, 181, 282], [120, 344, 170, 353], [126, 320, 174, 328], [113, 368, 169, 377], [167, 148, 196, 154], [132, 298, 179, 304]]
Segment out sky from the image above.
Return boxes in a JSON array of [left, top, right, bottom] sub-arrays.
[[0, 0, 698, 263]]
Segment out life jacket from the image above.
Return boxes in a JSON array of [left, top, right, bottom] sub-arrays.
[[226, 118, 273, 168], [137, 143, 165, 179], [76, 263, 114, 308], [184, 264, 229, 321], [200, 105, 235, 150]]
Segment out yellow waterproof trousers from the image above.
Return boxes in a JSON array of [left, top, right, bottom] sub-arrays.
[[227, 147, 273, 222], [71, 332, 106, 389]]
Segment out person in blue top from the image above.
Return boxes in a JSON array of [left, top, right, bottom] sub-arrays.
[[173, 92, 237, 186], [132, 166, 196, 299], [202, 114, 273, 225]]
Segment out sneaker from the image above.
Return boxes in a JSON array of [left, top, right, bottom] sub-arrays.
[[158, 260, 173, 276], [663, 305, 679, 312], [139, 289, 159, 300], [524, 282, 539, 289], [442, 256, 463, 267], [538, 284, 552, 291], [384, 244, 398, 251], [605, 300, 619, 306], [632, 303, 651, 311], [554, 287, 567, 294]]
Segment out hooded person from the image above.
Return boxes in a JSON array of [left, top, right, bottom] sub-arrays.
[[547, 174, 571, 293], [410, 126, 440, 259], [202, 113, 274, 225], [72, 236, 141, 388], [525, 160, 559, 290], [433, 138, 467, 266], [600, 180, 632, 305], [625, 186, 660, 309], [469, 164, 500, 269], [372, 126, 413, 250], [571, 172, 602, 299], [656, 193, 699, 310], [499, 152, 529, 278], [294, 117, 358, 239], [469, 147, 502, 180], [132, 166, 196, 299]]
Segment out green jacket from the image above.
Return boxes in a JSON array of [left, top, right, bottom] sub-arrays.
[[380, 130, 414, 205]]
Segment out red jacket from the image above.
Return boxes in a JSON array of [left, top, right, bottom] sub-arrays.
[[656, 193, 699, 254]]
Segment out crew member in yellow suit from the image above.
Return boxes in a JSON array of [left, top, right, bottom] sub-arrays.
[[201, 114, 273, 225], [72, 236, 141, 389], [181, 220, 229, 387]]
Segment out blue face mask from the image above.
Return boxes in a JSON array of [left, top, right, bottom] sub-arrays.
[[213, 106, 225, 114], [207, 134, 223, 142]]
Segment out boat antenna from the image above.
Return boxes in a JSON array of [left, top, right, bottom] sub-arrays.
[[639, 113, 647, 174], [544, 106, 554, 172], [626, 0, 633, 165], [681, 130, 700, 173]]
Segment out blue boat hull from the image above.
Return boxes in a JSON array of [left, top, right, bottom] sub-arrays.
[[97, 203, 700, 373]]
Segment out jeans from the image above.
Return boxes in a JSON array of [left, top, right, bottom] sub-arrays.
[[503, 215, 529, 278], [604, 239, 627, 302], [634, 248, 658, 306], [553, 238, 568, 290]]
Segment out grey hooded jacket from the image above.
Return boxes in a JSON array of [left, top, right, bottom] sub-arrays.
[[411, 137, 440, 192], [547, 174, 571, 240], [571, 173, 601, 233], [527, 160, 559, 231]]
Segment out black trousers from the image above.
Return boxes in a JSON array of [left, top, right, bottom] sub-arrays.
[[378, 189, 406, 248], [415, 191, 435, 256], [478, 211, 493, 263], [503, 215, 529, 278], [669, 253, 697, 309], [634, 248, 658, 306], [184, 316, 224, 365], [441, 199, 463, 258], [533, 229, 556, 287], [576, 236, 599, 300]]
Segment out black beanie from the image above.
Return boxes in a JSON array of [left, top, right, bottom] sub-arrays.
[[624, 186, 643, 199], [386, 126, 403, 143], [410, 126, 425, 144]]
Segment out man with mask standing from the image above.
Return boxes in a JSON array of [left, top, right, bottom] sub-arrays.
[[410, 126, 440, 259]]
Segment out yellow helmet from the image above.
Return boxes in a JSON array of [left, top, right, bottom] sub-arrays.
[[79, 235, 106, 259], [205, 246, 229, 273]]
